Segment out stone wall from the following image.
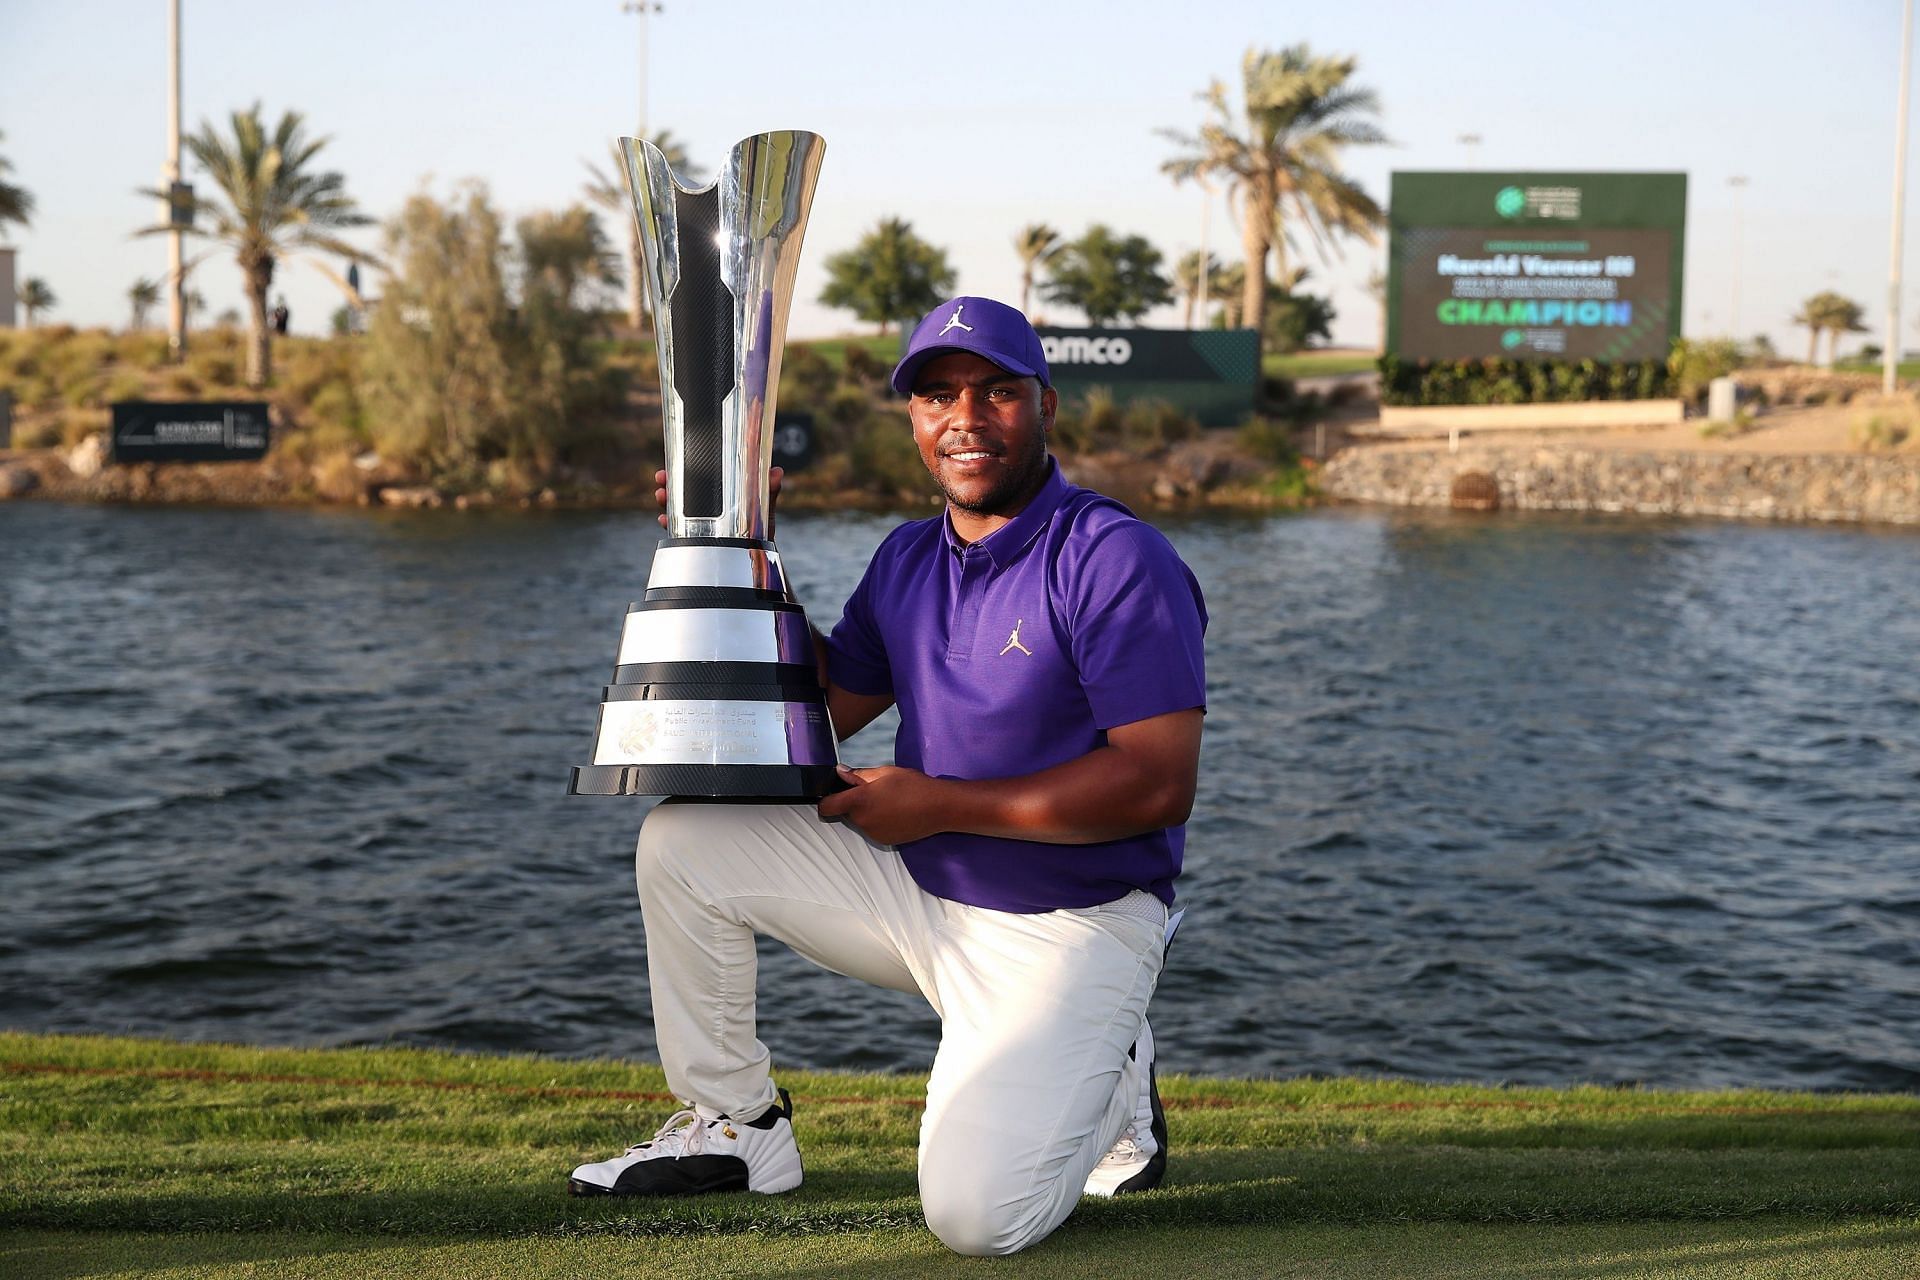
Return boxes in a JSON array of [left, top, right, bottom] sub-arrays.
[[1320, 444, 1920, 525]]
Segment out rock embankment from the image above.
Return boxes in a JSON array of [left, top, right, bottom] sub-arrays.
[[1321, 444, 1920, 525]]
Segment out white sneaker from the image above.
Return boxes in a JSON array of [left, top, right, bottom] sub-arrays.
[[1087, 909, 1183, 1199], [1084, 1020, 1167, 1197], [567, 1087, 803, 1197]]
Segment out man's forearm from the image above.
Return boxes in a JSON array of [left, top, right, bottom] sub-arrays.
[[914, 726, 1200, 847]]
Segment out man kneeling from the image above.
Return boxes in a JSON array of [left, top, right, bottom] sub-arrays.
[[568, 297, 1207, 1257]]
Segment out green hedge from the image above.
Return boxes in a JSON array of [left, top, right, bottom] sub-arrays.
[[1379, 354, 1671, 406]]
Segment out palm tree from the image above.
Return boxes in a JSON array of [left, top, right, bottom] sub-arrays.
[[1213, 263, 1247, 328], [584, 130, 698, 331], [1013, 224, 1062, 317], [1822, 295, 1869, 366], [1173, 250, 1225, 329], [1162, 45, 1388, 345], [128, 277, 162, 331], [1793, 291, 1869, 367], [18, 277, 54, 326], [141, 104, 371, 387], [0, 131, 32, 235], [1791, 298, 1822, 365]]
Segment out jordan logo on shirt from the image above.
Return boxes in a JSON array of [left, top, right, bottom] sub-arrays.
[[938, 304, 973, 337], [999, 619, 1033, 656]]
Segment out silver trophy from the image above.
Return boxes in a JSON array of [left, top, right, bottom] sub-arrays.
[[568, 130, 840, 799]]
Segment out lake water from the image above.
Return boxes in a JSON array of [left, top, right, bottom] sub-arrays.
[[2, 500, 1916, 1091]]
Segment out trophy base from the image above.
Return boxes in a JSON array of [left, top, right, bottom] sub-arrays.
[[568, 762, 845, 800]]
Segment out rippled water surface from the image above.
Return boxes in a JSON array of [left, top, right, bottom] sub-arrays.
[[2, 501, 1916, 1091]]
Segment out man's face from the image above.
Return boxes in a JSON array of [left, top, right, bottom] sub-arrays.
[[908, 352, 1057, 518]]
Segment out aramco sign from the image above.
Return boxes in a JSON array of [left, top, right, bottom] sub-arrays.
[[1031, 328, 1258, 427]]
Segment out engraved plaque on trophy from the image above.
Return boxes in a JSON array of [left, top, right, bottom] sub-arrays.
[[568, 130, 840, 799]]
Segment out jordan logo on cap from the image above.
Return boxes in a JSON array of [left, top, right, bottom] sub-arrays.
[[938, 304, 974, 337]]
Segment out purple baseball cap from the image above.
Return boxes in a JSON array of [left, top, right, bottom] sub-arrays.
[[890, 296, 1051, 393]]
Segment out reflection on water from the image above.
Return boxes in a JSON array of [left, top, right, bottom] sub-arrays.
[[1, 501, 1916, 1090]]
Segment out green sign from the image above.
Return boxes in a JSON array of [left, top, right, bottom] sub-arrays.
[[903, 328, 1259, 428], [1387, 171, 1687, 363]]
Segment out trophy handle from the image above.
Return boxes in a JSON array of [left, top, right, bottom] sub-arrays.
[[621, 131, 826, 541]]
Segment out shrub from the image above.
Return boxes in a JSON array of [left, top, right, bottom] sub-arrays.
[[361, 183, 625, 486], [841, 343, 888, 388], [778, 344, 839, 408], [13, 416, 62, 449], [161, 366, 203, 397], [1379, 353, 1672, 406], [1117, 398, 1198, 452], [1853, 408, 1915, 450], [1237, 416, 1298, 467], [1668, 338, 1744, 404], [847, 415, 930, 498], [59, 408, 109, 448]]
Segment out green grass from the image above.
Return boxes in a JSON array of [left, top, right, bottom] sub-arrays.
[[798, 333, 902, 369], [2, 1031, 1916, 1277], [1832, 358, 1920, 380], [1263, 350, 1380, 380]]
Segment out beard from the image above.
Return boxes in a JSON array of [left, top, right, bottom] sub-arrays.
[[934, 436, 1051, 517]]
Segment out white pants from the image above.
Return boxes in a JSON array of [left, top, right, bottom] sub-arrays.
[[633, 801, 1166, 1257]]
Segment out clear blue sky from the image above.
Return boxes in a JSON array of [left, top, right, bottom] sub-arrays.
[[0, 0, 1908, 353]]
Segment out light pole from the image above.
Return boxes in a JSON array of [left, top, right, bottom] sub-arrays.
[[1727, 175, 1748, 338], [1457, 133, 1482, 169], [163, 0, 186, 360], [1889, 0, 1914, 395], [623, 1, 663, 140], [1194, 177, 1214, 330]]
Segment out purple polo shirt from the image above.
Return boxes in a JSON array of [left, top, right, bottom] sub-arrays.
[[825, 460, 1207, 913]]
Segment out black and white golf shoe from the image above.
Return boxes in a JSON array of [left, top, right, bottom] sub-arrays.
[[1083, 1020, 1168, 1197], [567, 1088, 803, 1197], [1085, 907, 1183, 1198]]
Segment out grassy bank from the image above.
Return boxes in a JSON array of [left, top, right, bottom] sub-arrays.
[[2, 1032, 1915, 1277], [1264, 349, 1379, 380], [0, 327, 1318, 512]]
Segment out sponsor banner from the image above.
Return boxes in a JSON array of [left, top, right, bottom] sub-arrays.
[[1034, 328, 1259, 427], [110, 401, 271, 463]]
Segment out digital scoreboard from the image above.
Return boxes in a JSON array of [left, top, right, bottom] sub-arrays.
[[1387, 172, 1687, 363]]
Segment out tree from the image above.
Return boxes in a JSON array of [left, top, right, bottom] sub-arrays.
[[1793, 291, 1869, 366], [1822, 296, 1869, 366], [1790, 297, 1823, 365], [1266, 286, 1336, 352], [0, 131, 32, 235], [364, 184, 622, 484], [142, 104, 371, 388], [1212, 263, 1248, 327], [128, 277, 161, 331], [17, 277, 54, 326], [819, 217, 955, 335], [1013, 223, 1062, 317], [583, 131, 699, 331], [1173, 249, 1226, 329], [1162, 44, 1387, 345], [518, 205, 619, 312], [1041, 225, 1173, 327]]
